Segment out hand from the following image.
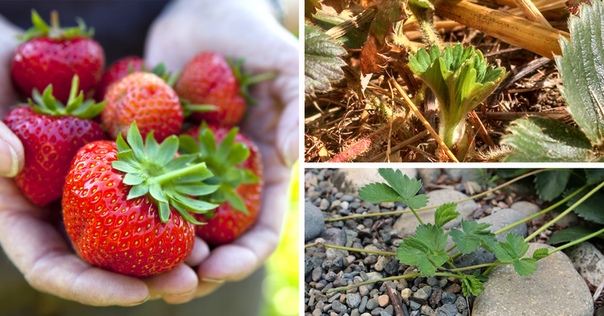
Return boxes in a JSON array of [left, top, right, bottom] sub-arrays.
[[144, 0, 299, 303], [0, 16, 213, 306]]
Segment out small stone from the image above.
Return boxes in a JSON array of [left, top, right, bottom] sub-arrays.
[[567, 241, 604, 288], [454, 296, 467, 311], [444, 283, 461, 294], [413, 286, 431, 300], [346, 293, 362, 309], [366, 298, 379, 310], [332, 300, 347, 313], [374, 256, 388, 272], [438, 303, 458, 316], [420, 305, 434, 315], [401, 288, 412, 304], [440, 291, 457, 305], [378, 294, 389, 307], [360, 296, 368, 313], [409, 301, 421, 311], [509, 201, 541, 219], [341, 194, 355, 202], [319, 198, 330, 210], [351, 309, 361, 316], [359, 285, 370, 297], [321, 227, 347, 246], [426, 276, 439, 287], [312, 308, 322, 316], [312, 267, 323, 282]]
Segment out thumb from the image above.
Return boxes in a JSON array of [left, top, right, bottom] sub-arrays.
[[0, 122, 23, 177]]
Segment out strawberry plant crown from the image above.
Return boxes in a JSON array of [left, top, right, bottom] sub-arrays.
[[30, 76, 105, 119], [408, 44, 507, 148], [112, 123, 220, 224], [179, 123, 258, 214], [21, 10, 94, 41]]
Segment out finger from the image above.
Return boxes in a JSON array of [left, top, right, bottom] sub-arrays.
[[0, 122, 24, 177], [184, 236, 210, 267], [162, 278, 224, 304], [144, 263, 199, 300], [196, 181, 288, 281], [0, 209, 149, 306]]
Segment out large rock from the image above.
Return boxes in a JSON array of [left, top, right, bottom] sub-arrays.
[[331, 168, 417, 194], [567, 241, 604, 288], [305, 202, 325, 241], [393, 189, 478, 237], [472, 243, 594, 316]]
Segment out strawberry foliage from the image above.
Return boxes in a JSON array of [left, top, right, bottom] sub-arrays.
[[358, 168, 543, 296], [112, 123, 219, 224]]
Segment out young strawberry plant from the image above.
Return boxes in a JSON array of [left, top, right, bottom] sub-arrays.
[[408, 44, 507, 157], [356, 169, 542, 296]]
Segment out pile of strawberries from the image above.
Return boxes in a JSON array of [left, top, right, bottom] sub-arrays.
[[3, 11, 266, 277]]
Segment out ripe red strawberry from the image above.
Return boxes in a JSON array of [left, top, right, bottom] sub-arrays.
[[180, 124, 263, 246], [95, 56, 145, 101], [62, 123, 219, 277], [3, 76, 106, 206], [101, 71, 183, 142], [11, 11, 105, 104], [174, 52, 274, 127]]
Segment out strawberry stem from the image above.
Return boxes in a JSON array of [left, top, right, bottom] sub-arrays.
[[246, 71, 278, 86], [152, 162, 209, 185]]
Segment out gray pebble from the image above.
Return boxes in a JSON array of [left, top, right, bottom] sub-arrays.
[[438, 303, 458, 316], [346, 293, 362, 309], [410, 301, 421, 311], [441, 291, 457, 305], [454, 296, 466, 311], [413, 286, 431, 300], [320, 198, 330, 210], [312, 267, 323, 282], [366, 299, 379, 310], [305, 202, 325, 241], [359, 295, 368, 313], [321, 227, 347, 246], [332, 300, 347, 313]]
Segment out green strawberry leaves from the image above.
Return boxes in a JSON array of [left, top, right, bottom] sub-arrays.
[[113, 123, 219, 224], [450, 220, 498, 254], [491, 233, 537, 276], [305, 22, 347, 97], [179, 124, 257, 214], [397, 223, 449, 276], [408, 43, 506, 147], [358, 169, 428, 209], [30, 75, 105, 119], [21, 10, 94, 42]]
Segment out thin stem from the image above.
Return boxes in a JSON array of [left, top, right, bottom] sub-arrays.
[[525, 180, 604, 242], [549, 226, 604, 255], [305, 242, 396, 256], [153, 162, 208, 184], [409, 207, 424, 225], [327, 273, 422, 294], [325, 168, 548, 223], [494, 184, 588, 236]]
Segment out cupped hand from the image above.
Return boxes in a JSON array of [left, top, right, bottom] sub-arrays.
[[144, 0, 299, 303], [0, 15, 214, 306]]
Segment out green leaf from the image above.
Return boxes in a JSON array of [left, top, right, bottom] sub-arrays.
[[502, 117, 594, 162], [449, 220, 497, 254], [534, 169, 571, 201], [513, 258, 537, 276], [532, 248, 549, 260], [461, 275, 485, 297], [586, 169, 604, 185], [564, 190, 604, 224], [434, 202, 459, 228], [406, 194, 429, 210], [378, 169, 423, 200], [492, 233, 529, 262], [396, 223, 448, 276], [555, 0, 604, 144], [305, 22, 347, 96], [358, 183, 402, 203], [547, 226, 604, 245]]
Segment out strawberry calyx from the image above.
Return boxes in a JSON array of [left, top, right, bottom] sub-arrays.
[[20, 10, 94, 42], [227, 57, 278, 106], [179, 123, 258, 214], [30, 76, 105, 119], [112, 123, 219, 224]]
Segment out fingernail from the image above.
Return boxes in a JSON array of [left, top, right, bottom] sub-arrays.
[[201, 277, 225, 284], [0, 142, 19, 177], [281, 132, 298, 167]]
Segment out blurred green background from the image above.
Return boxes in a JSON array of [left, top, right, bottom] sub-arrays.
[[261, 161, 300, 316]]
